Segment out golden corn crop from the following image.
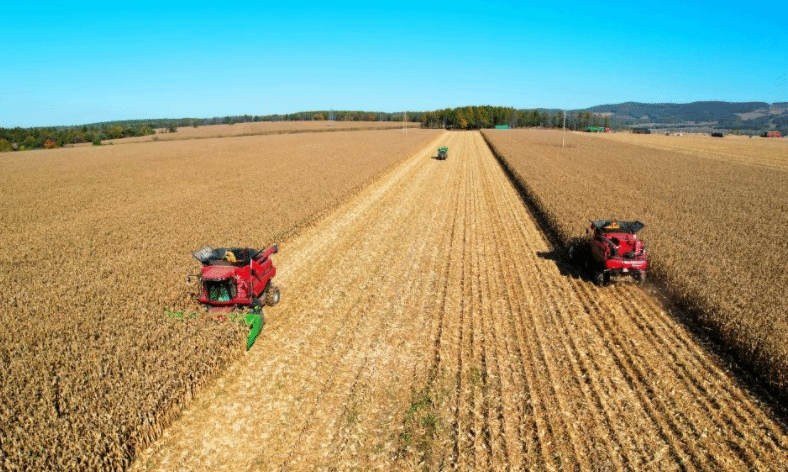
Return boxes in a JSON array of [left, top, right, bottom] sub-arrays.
[[0, 127, 442, 471]]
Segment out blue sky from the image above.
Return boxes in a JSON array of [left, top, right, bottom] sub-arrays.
[[2, 1, 786, 127]]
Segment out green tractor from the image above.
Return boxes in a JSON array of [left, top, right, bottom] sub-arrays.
[[437, 146, 448, 160]]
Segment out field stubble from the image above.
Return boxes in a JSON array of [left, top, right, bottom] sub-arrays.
[[0, 128, 442, 470], [133, 131, 788, 471]]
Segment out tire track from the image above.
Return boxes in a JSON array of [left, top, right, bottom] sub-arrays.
[[466, 133, 490, 470], [475, 131, 547, 468], [452, 135, 472, 469], [568, 279, 701, 469], [298, 138, 461, 469], [267, 161, 437, 468], [473, 134, 590, 470], [478, 149, 544, 468], [474, 142, 513, 469], [606, 284, 785, 468], [274, 134, 459, 470], [584, 279, 776, 469], [477, 131, 627, 470], [623, 287, 788, 456]]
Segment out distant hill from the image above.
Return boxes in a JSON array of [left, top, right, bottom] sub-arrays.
[[582, 101, 788, 133]]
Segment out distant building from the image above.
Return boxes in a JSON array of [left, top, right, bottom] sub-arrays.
[[631, 127, 651, 134]]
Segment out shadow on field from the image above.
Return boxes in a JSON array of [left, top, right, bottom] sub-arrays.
[[536, 249, 581, 279]]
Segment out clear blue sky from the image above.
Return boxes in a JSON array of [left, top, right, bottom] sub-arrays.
[[2, 1, 786, 127]]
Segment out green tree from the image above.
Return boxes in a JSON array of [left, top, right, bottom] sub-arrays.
[[106, 125, 124, 139], [22, 135, 36, 150]]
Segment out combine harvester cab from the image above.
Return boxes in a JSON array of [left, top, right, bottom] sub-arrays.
[[191, 245, 281, 349], [569, 220, 648, 286]]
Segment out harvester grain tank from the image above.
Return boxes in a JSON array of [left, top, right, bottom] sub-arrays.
[[569, 220, 648, 286], [189, 245, 281, 349]]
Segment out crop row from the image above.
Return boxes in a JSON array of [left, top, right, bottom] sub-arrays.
[[481, 128, 788, 397], [0, 128, 442, 471]]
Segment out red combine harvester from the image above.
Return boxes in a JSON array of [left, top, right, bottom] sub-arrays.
[[189, 245, 280, 348], [569, 220, 648, 286]]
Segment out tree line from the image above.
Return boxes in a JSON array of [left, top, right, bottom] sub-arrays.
[[1, 108, 620, 152], [0, 111, 413, 152], [0, 122, 158, 152], [421, 106, 611, 130]]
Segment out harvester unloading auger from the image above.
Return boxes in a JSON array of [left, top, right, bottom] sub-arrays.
[[187, 245, 281, 349]]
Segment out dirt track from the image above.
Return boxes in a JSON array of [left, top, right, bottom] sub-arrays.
[[133, 132, 788, 471]]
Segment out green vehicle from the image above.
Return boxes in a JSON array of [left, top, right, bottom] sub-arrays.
[[437, 146, 448, 160]]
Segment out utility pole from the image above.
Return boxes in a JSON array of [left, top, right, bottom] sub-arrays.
[[562, 110, 567, 148]]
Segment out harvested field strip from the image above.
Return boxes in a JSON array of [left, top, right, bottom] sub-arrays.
[[134, 131, 788, 471]]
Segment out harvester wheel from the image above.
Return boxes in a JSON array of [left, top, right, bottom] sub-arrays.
[[633, 271, 646, 284], [582, 256, 592, 278], [266, 286, 281, 306], [593, 270, 605, 286]]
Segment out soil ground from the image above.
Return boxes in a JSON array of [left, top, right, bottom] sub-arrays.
[[132, 131, 788, 471]]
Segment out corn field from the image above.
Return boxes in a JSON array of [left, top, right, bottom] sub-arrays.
[[482, 128, 788, 395], [0, 128, 441, 470]]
